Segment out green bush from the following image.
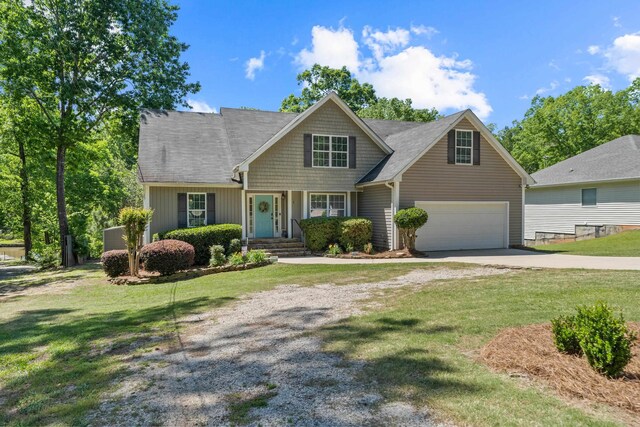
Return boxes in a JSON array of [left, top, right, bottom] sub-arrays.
[[32, 245, 60, 269], [338, 218, 372, 251], [326, 243, 343, 256], [101, 250, 129, 278], [162, 224, 242, 265], [300, 217, 372, 252], [140, 239, 195, 276], [247, 249, 268, 264], [574, 302, 636, 377], [228, 252, 247, 266], [209, 245, 226, 267], [551, 315, 582, 355], [394, 207, 428, 250], [227, 238, 242, 256]]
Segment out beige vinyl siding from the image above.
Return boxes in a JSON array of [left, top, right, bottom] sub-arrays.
[[351, 192, 358, 216], [399, 118, 524, 245], [149, 186, 242, 236], [525, 181, 640, 239], [359, 184, 392, 249], [249, 101, 386, 192]]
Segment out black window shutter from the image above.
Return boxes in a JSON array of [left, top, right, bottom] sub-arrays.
[[348, 136, 356, 168], [447, 130, 455, 164], [303, 133, 312, 167], [473, 131, 481, 165], [177, 193, 187, 228], [206, 193, 216, 225]]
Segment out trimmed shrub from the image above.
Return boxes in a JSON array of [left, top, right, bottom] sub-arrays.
[[101, 250, 130, 278], [247, 249, 268, 264], [394, 207, 428, 250], [574, 302, 637, 377], [338, 218, 372, 251], [209, 245, 226, 267], [300, 217, 372, 252], [228, 252, 247, 266], [551, 314, 582, 355], [140, 239, 195, 276], [162, 224, 242, 265], [227, 238, 242, 256]]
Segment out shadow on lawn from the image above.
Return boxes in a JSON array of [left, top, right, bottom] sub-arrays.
[[321, 316, 484, 403], [0, 295, 233, 426]]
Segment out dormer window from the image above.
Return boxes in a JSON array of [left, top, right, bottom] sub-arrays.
[[455, 130, 473, 164], [313, 134, 348, 168]]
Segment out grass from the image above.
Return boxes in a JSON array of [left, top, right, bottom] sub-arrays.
[[0, 238, 23, 246], [0, 261, 422, 426], [533, 230, 640, 257], [319, 268, 640, 426]]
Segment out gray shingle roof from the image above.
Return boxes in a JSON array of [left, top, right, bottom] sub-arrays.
[[357, 111, 466, 184], [138, 106, 468, 185], [531, 135, 640, 186]]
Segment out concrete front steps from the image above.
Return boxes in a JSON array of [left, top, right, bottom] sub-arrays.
[[248, 238, 308, 257]]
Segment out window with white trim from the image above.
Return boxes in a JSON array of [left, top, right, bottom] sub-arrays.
[[582, 188, 597, 206], [455, 130, 473, 164], [313, 135, 348, 168], [187, 193, 206, 227], [309, 193, 345, 217]]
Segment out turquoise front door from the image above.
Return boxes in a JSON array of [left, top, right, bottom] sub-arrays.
[[255, 195, 274, 238]]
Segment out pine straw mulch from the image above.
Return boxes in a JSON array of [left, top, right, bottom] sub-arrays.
[[480, 323, 640, 418]]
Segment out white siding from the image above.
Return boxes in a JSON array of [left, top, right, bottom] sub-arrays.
[[525, 181, 640, 239]]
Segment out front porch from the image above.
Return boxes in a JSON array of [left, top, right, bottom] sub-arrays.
[[241, 190, 357, 241]]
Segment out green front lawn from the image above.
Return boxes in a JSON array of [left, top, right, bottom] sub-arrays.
[[320, 268, 640, 426], [533, 230, 640, 256], [0, 262, 421, 426]]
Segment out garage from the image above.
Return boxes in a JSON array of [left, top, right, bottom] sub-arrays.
[[414, 201, 509, 251]]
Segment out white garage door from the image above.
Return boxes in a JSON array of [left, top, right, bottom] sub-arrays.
[[414, 202, 509, 251]]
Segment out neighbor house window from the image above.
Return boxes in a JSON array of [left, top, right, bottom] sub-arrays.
[[455, 130, 473, 164], [309, 193, 345, 217], [313, 135, 348, 168], [582, 188, 597, 206], [187, 193, 206, 227]]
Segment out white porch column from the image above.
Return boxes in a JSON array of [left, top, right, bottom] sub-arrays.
[[143, 184, 151, 244], [287, 190, 293, 239], [241, 190, 247, 240], [302, 191, 308, 219], [393, 181, 400, 250]]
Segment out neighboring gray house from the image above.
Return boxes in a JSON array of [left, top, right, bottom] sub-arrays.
[[138, 92, 533, 252], [525, 135, 640, 241]]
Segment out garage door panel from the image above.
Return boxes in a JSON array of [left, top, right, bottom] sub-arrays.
[[415, 202, 508, 251]]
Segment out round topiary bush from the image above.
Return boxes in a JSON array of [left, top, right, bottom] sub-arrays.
[[393, 207, 429, 250], [140, 239, 195, 276], [101, 250, 130, 278]]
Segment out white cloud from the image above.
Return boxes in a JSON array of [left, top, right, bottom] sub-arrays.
[[296, 26, 360, 71], [583, 74, 611, 88], [187, 99, 217, 113], [548, 60, 560, 70], [613, 16, 621, 28], [293, 25, 492, 119], [535, 80, 559, 95], [519, 94, 530, 100], [603, 32, 640, 80], [410, 25, 438, 38], [291, 36, 298, 46], [245, 50, 266, 80], [587, 45, 601, 55]]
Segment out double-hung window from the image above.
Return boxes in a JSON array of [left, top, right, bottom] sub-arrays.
[[582, 188, 597, 206], [455, 130, 473, 164], [313, 135, 348, 168], [309, 193, 345, 217], [187, 193, 206, 227]]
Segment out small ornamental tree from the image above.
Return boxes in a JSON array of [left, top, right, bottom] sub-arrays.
[[393, 207, 428, 251], [119, 207, 153, 276]]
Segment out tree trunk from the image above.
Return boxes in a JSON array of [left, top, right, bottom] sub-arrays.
[[18, 139, 32, 259], [56, 144, 69, 266]]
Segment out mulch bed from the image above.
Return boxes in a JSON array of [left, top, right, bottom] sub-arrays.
[[480, 323, 640, 418], [335, 248, 427, 259]]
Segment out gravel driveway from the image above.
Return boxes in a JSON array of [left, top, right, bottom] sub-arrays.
[[92, 267, 507, 426]]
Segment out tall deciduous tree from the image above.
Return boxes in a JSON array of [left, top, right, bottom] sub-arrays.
[[358, 97, 440, 122], [0, 0, 199, 265], [497, 80, 640, 173]]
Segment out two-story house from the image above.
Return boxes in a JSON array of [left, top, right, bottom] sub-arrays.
[[138, 92, 533, 252]]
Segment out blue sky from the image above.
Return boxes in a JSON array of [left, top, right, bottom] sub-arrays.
[[173, 1, 640, 128]]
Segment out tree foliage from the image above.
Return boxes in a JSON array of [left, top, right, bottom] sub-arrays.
[[497, 80, 640, 173], [393, 207, 429, 251], [119, 207, 153, 276], [280, 64, 439, 122], [0, 0, 199, 264]]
